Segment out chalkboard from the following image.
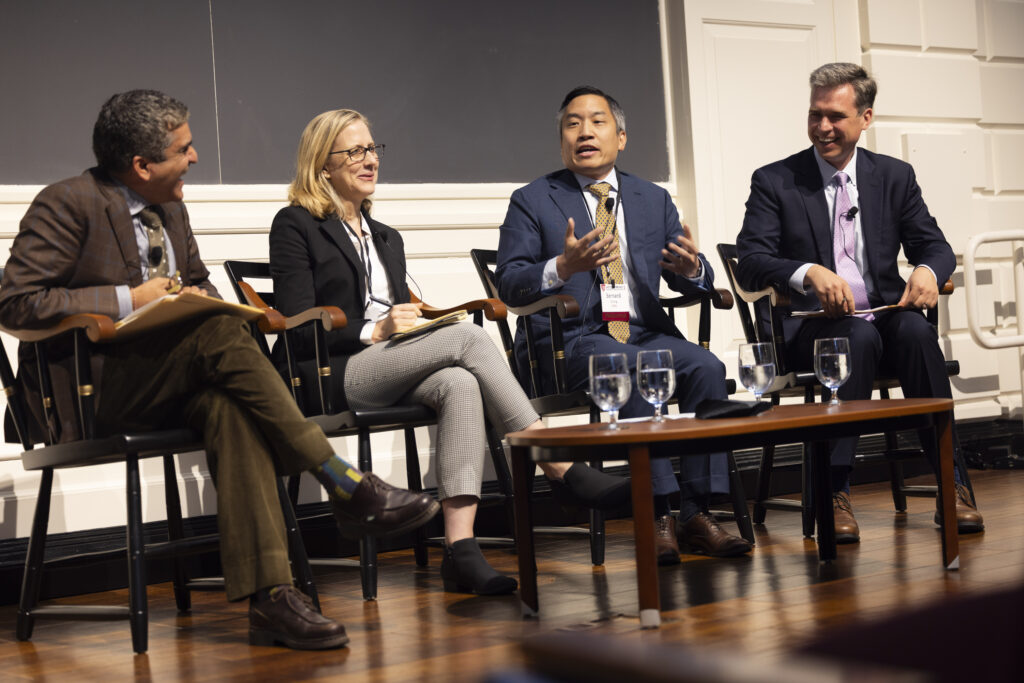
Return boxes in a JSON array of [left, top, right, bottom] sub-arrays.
[[1, 0, 668, 185]]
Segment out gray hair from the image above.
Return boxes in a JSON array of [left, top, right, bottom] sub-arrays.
[[809, 63, 877, 113], [556, 85, 626, 135], [92, 90, 190, 173]]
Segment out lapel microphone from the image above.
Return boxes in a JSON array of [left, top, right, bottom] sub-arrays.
[[845, 206, 859, 220]]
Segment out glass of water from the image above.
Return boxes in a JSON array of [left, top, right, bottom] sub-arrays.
[[738, 342, 776, 402], [814, 337, 851, 405], [589, 353, 631, 429], [637, 349, 675, 422]]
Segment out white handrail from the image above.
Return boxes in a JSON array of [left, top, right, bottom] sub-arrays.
[[963, 230, 1024, 349]]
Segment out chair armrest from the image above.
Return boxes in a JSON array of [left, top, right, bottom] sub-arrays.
[[237, 280, 346, 333], [272, 306, 347, 334], [660, 287, 734, 311], [940, 279, 954, 295], [410, 291, 508, 321], [1, 314, 117, 344], [506, 294, 580, 319]]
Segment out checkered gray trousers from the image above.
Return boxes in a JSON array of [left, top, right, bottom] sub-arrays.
[[344, 323, 539, 499]]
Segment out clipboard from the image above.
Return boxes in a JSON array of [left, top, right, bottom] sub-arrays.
[[389, 310, 468, 341], [114, 292, 265, 340]]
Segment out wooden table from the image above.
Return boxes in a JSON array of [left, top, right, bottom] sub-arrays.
[[506, 398, 958, 628]]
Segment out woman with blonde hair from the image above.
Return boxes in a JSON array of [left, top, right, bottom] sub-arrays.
[[269, 109, 630, 594]]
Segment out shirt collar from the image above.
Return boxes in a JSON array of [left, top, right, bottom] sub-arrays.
[[813, 147, 858, 188], [116, 182, 150, 217], [573, 168, 618, 194]]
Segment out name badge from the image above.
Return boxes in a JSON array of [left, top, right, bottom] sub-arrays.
[[600, 284, 630, 322]]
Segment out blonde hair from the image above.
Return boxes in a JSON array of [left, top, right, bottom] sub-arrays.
[[287, 109, 374, 219]]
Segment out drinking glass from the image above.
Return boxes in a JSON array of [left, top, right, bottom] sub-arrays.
[[637, 349, 675, 422], [589, 353, 631, 429], [737, 342, 776, 402], [814, 337, 851, 405]]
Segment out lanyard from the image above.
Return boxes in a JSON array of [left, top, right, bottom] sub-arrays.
[[341, 217, 379, 310]]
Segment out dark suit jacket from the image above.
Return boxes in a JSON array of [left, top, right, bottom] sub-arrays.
[[0, 168, 216, 442], [736, 147, 955, 345], [268, 204, 409, 412], [495, 168, 713, 392]]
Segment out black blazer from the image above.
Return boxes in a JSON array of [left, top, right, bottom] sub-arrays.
[[735, 147, 955, 346], [269, 204, 409, 412]]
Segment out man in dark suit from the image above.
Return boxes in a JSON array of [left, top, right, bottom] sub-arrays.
[[496, 86, 751, 562], [736, 63, 982, 542], [0, 90, 440, 649]]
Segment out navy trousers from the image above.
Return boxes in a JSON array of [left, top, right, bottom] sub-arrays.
[[792, 309, 957, 490], [564, 323, 730, 500]]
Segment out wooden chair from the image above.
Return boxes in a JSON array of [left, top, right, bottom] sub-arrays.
[[223, 260, 515, 598], [0, 294, 316, 654], [469, 249, 754, 547], [716, 243, 972, 536]]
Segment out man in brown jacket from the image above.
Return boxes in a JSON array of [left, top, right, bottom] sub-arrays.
[[0, 90, 439, 650]]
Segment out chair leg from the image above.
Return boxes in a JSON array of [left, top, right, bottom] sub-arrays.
[[886, 431, 908, 511], [17, 468, 53, 641], [359, 536, 378, 600], [404, 428, 429, 568], [277, 478, 320, 611], [801, 445, 815, 538], [286, 475, 301, 507], [126, 455, 149, 654], [753, 444, 776, 524], [162, 454, 191, 613], [484, 424, 518, 549], [358, 429, 378, 600], [588, 459, 606, 566], [727, 451, 755, 544]]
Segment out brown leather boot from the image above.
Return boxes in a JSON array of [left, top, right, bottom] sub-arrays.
[[934, 483, 984, 534], [655, 515, 681, 565], [676, 512, 752, 557], [331, 472, 440, 539], [249, 585, 349, 650], [832, 492, 860, 544]]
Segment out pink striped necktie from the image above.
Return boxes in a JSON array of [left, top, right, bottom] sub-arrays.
[[832, 172, 873, 320]]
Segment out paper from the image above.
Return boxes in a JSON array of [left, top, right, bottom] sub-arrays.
[[114, 292, 264, 339], [790, 303, 901, 318], [389, 309, 468, 340]]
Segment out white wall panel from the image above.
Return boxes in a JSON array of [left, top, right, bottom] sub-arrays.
[[979, 63, 1024, 124], [866, 52, 982, 120], [982, 0, 1024, 58], [989, 132, 1024, 192], [863, 0, 922, 46], [921, 0, 979, 51], [904, 132, 973, 253]]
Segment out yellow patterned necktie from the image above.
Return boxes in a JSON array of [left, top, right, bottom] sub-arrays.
[[586, 182, 629, 343]]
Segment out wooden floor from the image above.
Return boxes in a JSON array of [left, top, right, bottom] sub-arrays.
[[1, 468, 1022, 681]]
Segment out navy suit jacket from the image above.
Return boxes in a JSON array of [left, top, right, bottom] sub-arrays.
[[495, 168, 713, 390], [269, 204, 409, 411], [736, 147, 955, 345]]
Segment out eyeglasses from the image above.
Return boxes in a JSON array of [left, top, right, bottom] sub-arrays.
[[328, 143, 385, 164]]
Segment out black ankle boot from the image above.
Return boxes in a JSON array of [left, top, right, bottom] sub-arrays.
[[440, 538, 517, 595]]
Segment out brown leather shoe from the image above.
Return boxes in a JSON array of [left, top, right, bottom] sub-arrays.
[[833, 492, 860, 544], [249, 585, 349, 650], [934, 483, 984, 534], [676, 512, 752, 557], [655, 515, 681, 565], [332, 472, 440, 539]]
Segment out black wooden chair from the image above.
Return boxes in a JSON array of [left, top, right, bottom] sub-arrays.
[[716, 243, 972, 536], [0, 297, 316, 654], [223, 260, 515, 599], [470, 249, 754, 548]]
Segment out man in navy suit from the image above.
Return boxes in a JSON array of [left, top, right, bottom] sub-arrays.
[[496, 86, 751, 562], [736, 63, 982, 542]]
